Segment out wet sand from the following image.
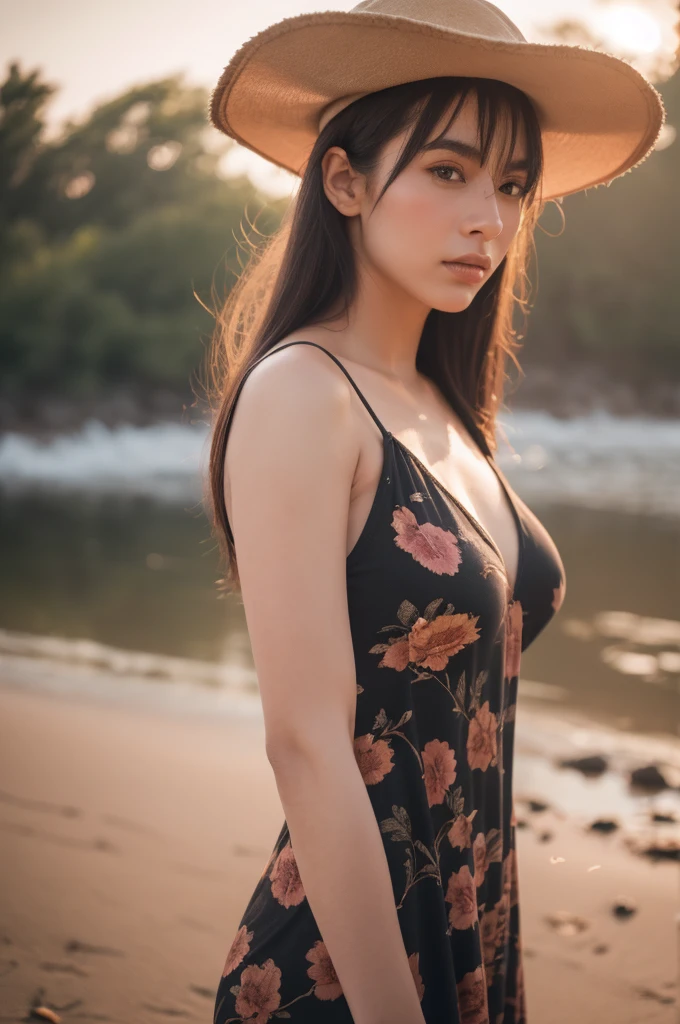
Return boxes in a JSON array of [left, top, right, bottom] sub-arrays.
[[0, 657, 677, 1024]]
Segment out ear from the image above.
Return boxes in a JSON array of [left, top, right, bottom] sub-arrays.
[[321, 146, 366, 217]]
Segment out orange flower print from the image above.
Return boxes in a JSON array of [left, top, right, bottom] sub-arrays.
[[473, 832, 488, 888], [480, 892, 510, 976], [503, 848, 519, 908], [422, 738, 457, 806], [270, 841, 305, 908], [371, 604, 481, 673], [222, 923, 254, 977], [408, 614, 481, 670], [378, 635, 411, 671], [392, 506, 462, 575], [467, 701, 498, 771], [445, 863, 478, 930], [504, 600, 523, 680], [448, 810, 477, 850], [354, 733, 395, 786], [234, 958, 282, 1021], [408, 951, 425, 1001], [306, 939, 343, 1000], [456, 965, 489, 1024]]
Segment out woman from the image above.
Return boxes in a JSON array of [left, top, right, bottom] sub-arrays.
[[205, 2, 664, 1022]]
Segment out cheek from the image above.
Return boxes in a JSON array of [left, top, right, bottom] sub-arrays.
[[365, 181, 443, 270], [497, 209, 522, 250]]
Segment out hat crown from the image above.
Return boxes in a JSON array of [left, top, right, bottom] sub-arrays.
[[351, 0, 526, 44]]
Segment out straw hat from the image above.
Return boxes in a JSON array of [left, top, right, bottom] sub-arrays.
[[209, 0, 666, 200]]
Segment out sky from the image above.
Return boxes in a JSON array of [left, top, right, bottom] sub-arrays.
[[2, 0, 678, 196]]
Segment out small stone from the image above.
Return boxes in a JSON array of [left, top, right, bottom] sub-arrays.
[[630, 765, 669, 791], [589, 818, 619, 834], [612, 897, 637, 919], [559, 755, 608, 776], [628, 835, 680, 862]]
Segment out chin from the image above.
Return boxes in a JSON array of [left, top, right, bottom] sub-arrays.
[[430, 292, 479, 314]]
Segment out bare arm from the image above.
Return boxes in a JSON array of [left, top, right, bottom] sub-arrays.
[[225, 345, 426, 1024]]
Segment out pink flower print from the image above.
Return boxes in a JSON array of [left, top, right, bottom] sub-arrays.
[[504, 600, 523, 680], [234, 958, 282, 1021], [448, 810, 478, 850], [354, 733, 395, 786], [422, 737, 457, 806], [408, 951, 425, 1001], [392, 506, 462, 575], [306, 939, 343, 1000], [467, 701, 498, 771], [456, 965, 489, 1024], [269, 841, 305, 908], [222, 923, 253, 977], [445, 863, 478, 930]]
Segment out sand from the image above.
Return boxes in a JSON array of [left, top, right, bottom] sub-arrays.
[[0, 654, 677, 1024]]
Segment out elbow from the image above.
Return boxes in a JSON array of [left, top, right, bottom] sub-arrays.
[[265, 727, 354, 775]]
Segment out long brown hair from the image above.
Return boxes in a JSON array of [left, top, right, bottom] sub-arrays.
[[205, 76, 545, 593]]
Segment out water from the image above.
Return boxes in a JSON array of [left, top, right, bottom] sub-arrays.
[[0, 410, 678, 745]]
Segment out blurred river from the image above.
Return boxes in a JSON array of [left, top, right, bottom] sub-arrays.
[[0, 409, 678, 745]]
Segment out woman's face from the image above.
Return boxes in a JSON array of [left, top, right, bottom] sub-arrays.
[[338, 93, 531, 314]]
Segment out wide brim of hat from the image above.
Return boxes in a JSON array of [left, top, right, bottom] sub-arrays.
[[210, 10, 666, 201]]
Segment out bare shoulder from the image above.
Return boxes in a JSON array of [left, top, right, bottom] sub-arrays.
[[224, 339, 359, 473], [223, 340, 363, 548]]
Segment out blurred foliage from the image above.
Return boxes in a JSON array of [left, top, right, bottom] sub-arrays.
[[0, 62, 286, 402], [0, 57, 678, 410], [526, 62, 679, 382]]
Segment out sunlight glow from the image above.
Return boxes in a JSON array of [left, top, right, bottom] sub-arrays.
[[64, 171, 95, 199], [147, 140, 182, 171], [593, 4, 663, 56], [217, 144, 298, 199]]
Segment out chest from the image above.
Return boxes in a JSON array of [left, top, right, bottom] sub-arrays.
[[346, 436, 566, 662]]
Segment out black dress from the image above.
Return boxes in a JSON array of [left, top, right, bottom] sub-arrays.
[[214, 341, 566, 1024]]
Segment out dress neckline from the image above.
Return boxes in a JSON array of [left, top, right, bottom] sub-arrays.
[[389, 433, 525, 601], [252, 342, 525, 599]]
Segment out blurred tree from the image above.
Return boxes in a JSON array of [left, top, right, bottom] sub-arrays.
[[0, 47, 677, 422], [526, 65, 679, 381], [0, 62, 57, 265], [0, 61, 287, 408]]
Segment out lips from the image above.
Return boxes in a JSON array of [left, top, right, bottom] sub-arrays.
[[445, 253, 491, 271]]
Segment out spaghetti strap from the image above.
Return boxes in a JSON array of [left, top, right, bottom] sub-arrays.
[[248, 340, 391, 441], [221, 340, 390, 544]]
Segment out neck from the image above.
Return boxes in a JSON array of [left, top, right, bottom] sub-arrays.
[[316, 245, 431, 385]]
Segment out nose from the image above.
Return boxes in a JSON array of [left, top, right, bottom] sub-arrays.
[[459, 173, 504, 241]]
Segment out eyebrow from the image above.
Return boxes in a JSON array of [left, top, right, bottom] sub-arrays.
[[421, 138, 529, 173]]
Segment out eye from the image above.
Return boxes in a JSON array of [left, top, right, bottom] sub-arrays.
[[429, 164, 464, 183], [500, 180, 530, 199]]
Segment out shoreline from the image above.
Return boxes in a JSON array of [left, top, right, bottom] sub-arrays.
[[1, 364, 679, 442], [0, 646, 678, 1022]]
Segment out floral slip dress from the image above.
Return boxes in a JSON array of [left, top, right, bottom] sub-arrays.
[[214, 340, 567, 1024]]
